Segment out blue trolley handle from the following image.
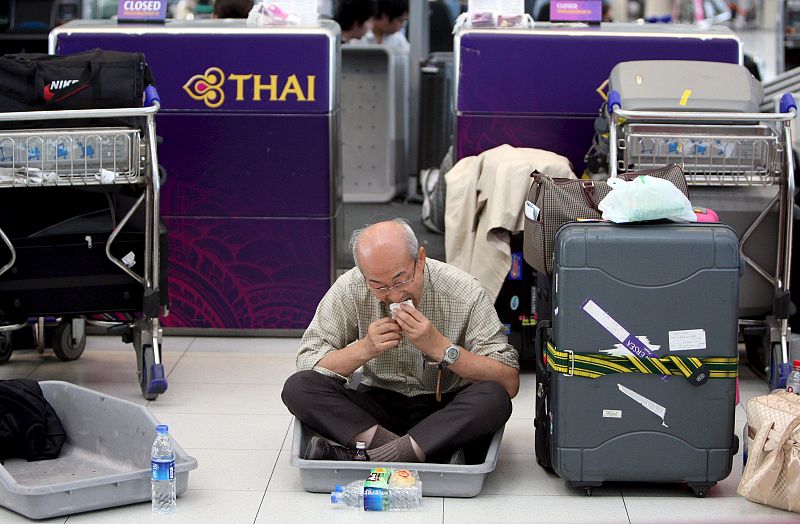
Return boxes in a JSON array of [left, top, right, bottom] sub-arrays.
[[144, 85, 161, 108], [608, 90, 622, 113], [780, 93, 797, 114]]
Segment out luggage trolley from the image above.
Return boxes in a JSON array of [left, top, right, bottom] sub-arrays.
[[0, 86, 169, 400], [607, 90, 797, 390]]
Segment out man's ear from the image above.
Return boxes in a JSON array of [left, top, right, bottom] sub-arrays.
[[418, 246, 426, 264]]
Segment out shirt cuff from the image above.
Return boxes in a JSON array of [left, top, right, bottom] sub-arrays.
[[312, 365, 351, 384]]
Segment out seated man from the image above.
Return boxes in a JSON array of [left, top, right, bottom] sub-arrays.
[[282, 219, 519, 463]]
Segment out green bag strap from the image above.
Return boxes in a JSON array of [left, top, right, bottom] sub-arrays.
[[545, 342, 737, 381]]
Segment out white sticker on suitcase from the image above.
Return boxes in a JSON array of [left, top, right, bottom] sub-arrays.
[[600, 336, 660, 357], [617, 384, 668, 428], [602, 409, 622, 418], [668, 329, 706, 351]]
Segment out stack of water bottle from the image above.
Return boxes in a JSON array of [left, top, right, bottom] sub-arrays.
[[330, 443, 422, 511]]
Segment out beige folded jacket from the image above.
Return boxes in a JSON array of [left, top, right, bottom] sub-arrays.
[[444, 144, 575, 301]]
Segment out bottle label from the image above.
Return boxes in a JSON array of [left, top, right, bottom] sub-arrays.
[[152, 459, 175, 481], [363, 487, 386, 511]]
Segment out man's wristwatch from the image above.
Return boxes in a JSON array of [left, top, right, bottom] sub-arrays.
[[441, 344, 460, 367]]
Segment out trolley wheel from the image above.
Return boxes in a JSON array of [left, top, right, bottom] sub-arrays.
[[0, 332, 12, 363], [52, 321, 86, 362], [584, 487, 593, 497], [138, 344, 159, 401], [769, 343, 793, 391], [133, 320, 168, 401]]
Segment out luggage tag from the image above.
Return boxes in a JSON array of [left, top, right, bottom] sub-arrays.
[[524, 200, 540, 221]]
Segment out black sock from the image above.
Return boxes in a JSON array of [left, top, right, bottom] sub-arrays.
[[366, 434, 421, 463]]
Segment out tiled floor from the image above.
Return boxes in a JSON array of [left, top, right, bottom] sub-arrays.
[[0, 336, 797, 523]]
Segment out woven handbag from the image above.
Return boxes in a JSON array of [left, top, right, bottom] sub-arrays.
[[738, 390, 800, 513], [522, 163, 689, 276]]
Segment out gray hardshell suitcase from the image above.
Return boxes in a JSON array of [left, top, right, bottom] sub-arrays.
[[548, 222, 740, 496], [609, 60, 763, 112]]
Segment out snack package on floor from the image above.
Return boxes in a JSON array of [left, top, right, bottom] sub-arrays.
[[331, 468, 422, 511]]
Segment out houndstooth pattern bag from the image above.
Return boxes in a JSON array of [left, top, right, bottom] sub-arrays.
[[523, 163, 688, 276], [738, 390, 800, 513]]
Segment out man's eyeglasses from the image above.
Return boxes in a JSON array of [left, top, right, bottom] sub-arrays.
[[370, 260, 418, 295]]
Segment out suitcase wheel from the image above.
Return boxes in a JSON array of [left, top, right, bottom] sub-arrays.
[[688, 483, 714, 498]]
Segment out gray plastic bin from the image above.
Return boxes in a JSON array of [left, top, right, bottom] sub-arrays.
[[289, 418, 503, 497], [0, 381, 197, 520]]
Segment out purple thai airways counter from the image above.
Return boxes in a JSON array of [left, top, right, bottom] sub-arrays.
[[455, 23, 741, 174], [50, 20, 341, 333]]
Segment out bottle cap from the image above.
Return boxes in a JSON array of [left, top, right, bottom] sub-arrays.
[[156, 424, 169, 434], [794, 360, 800, 368], [355, 441, 366, 449]]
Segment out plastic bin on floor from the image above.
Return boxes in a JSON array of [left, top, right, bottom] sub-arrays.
[[0, 381, 198, 520], [289, 418, 503, 497]]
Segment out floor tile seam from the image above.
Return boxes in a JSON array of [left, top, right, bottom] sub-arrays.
[[621, 488, 632, 524], [253, 422, 290, 524], [164, 337, 194, 379]]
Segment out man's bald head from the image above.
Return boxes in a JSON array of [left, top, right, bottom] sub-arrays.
[[349, 219, 419, 270]]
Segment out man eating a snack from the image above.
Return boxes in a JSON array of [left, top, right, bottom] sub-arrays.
[[281, 219, 519, 463]]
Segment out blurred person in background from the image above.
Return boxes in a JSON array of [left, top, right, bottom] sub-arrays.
[[334, 0, 377, 42]]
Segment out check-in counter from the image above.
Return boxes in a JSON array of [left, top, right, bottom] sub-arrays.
[[454, 23, 741, 173], [51, 20, 341, 333]]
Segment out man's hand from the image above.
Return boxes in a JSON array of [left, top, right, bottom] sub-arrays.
[[363, 317, 402, 358], [394, 305, 448, 357]]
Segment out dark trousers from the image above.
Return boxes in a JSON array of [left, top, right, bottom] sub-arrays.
[[281, 370, 512, 460]]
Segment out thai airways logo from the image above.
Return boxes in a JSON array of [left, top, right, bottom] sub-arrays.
[[183, 67, 316, 108], [43, 79, 85, 103], [182, 67, 226, 109]]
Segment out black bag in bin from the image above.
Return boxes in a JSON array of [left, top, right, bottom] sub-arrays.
[[0, 49, 155, 131]]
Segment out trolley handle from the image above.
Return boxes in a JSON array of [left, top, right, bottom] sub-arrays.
[[608, 90, 622, 112], [144, 85, 160, 108], [780, 93, 797, 114]]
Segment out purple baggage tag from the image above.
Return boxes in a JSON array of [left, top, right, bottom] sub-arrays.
[[581, 298, 669, 381]]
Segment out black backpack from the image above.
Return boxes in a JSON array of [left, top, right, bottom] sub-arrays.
[[0, 379, 67, 462]]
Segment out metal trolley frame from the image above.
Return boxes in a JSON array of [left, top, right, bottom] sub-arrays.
[[0, 86, 168, 400], [608, 91, 798, 389]]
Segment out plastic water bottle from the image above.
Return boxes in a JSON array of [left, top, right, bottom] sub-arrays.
[[353, 441, 368, 461], [151, 424, 176, 514], [786, 360, 800, 395], [330, 480, 422, 511]]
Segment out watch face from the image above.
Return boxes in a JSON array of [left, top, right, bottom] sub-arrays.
[[446, 346, 459, 361]]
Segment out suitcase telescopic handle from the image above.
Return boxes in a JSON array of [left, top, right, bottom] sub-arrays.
[[144, 85, 160, 108]]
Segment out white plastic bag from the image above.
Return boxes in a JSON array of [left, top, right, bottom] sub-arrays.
[[598, 175, 696, 223]]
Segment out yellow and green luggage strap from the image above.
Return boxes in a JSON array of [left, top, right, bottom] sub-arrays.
[[545, 342, 737, 384]]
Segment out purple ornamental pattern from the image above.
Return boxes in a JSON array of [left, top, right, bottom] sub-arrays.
[[162, 217, 334, 330]]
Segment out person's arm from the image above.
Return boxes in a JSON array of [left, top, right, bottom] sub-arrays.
[[394, 297, 520, 398], [297, 275, 402, 379], [315, 318, 402, 377]]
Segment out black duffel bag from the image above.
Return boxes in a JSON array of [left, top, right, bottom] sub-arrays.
[[0, 48, 153, 112]]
